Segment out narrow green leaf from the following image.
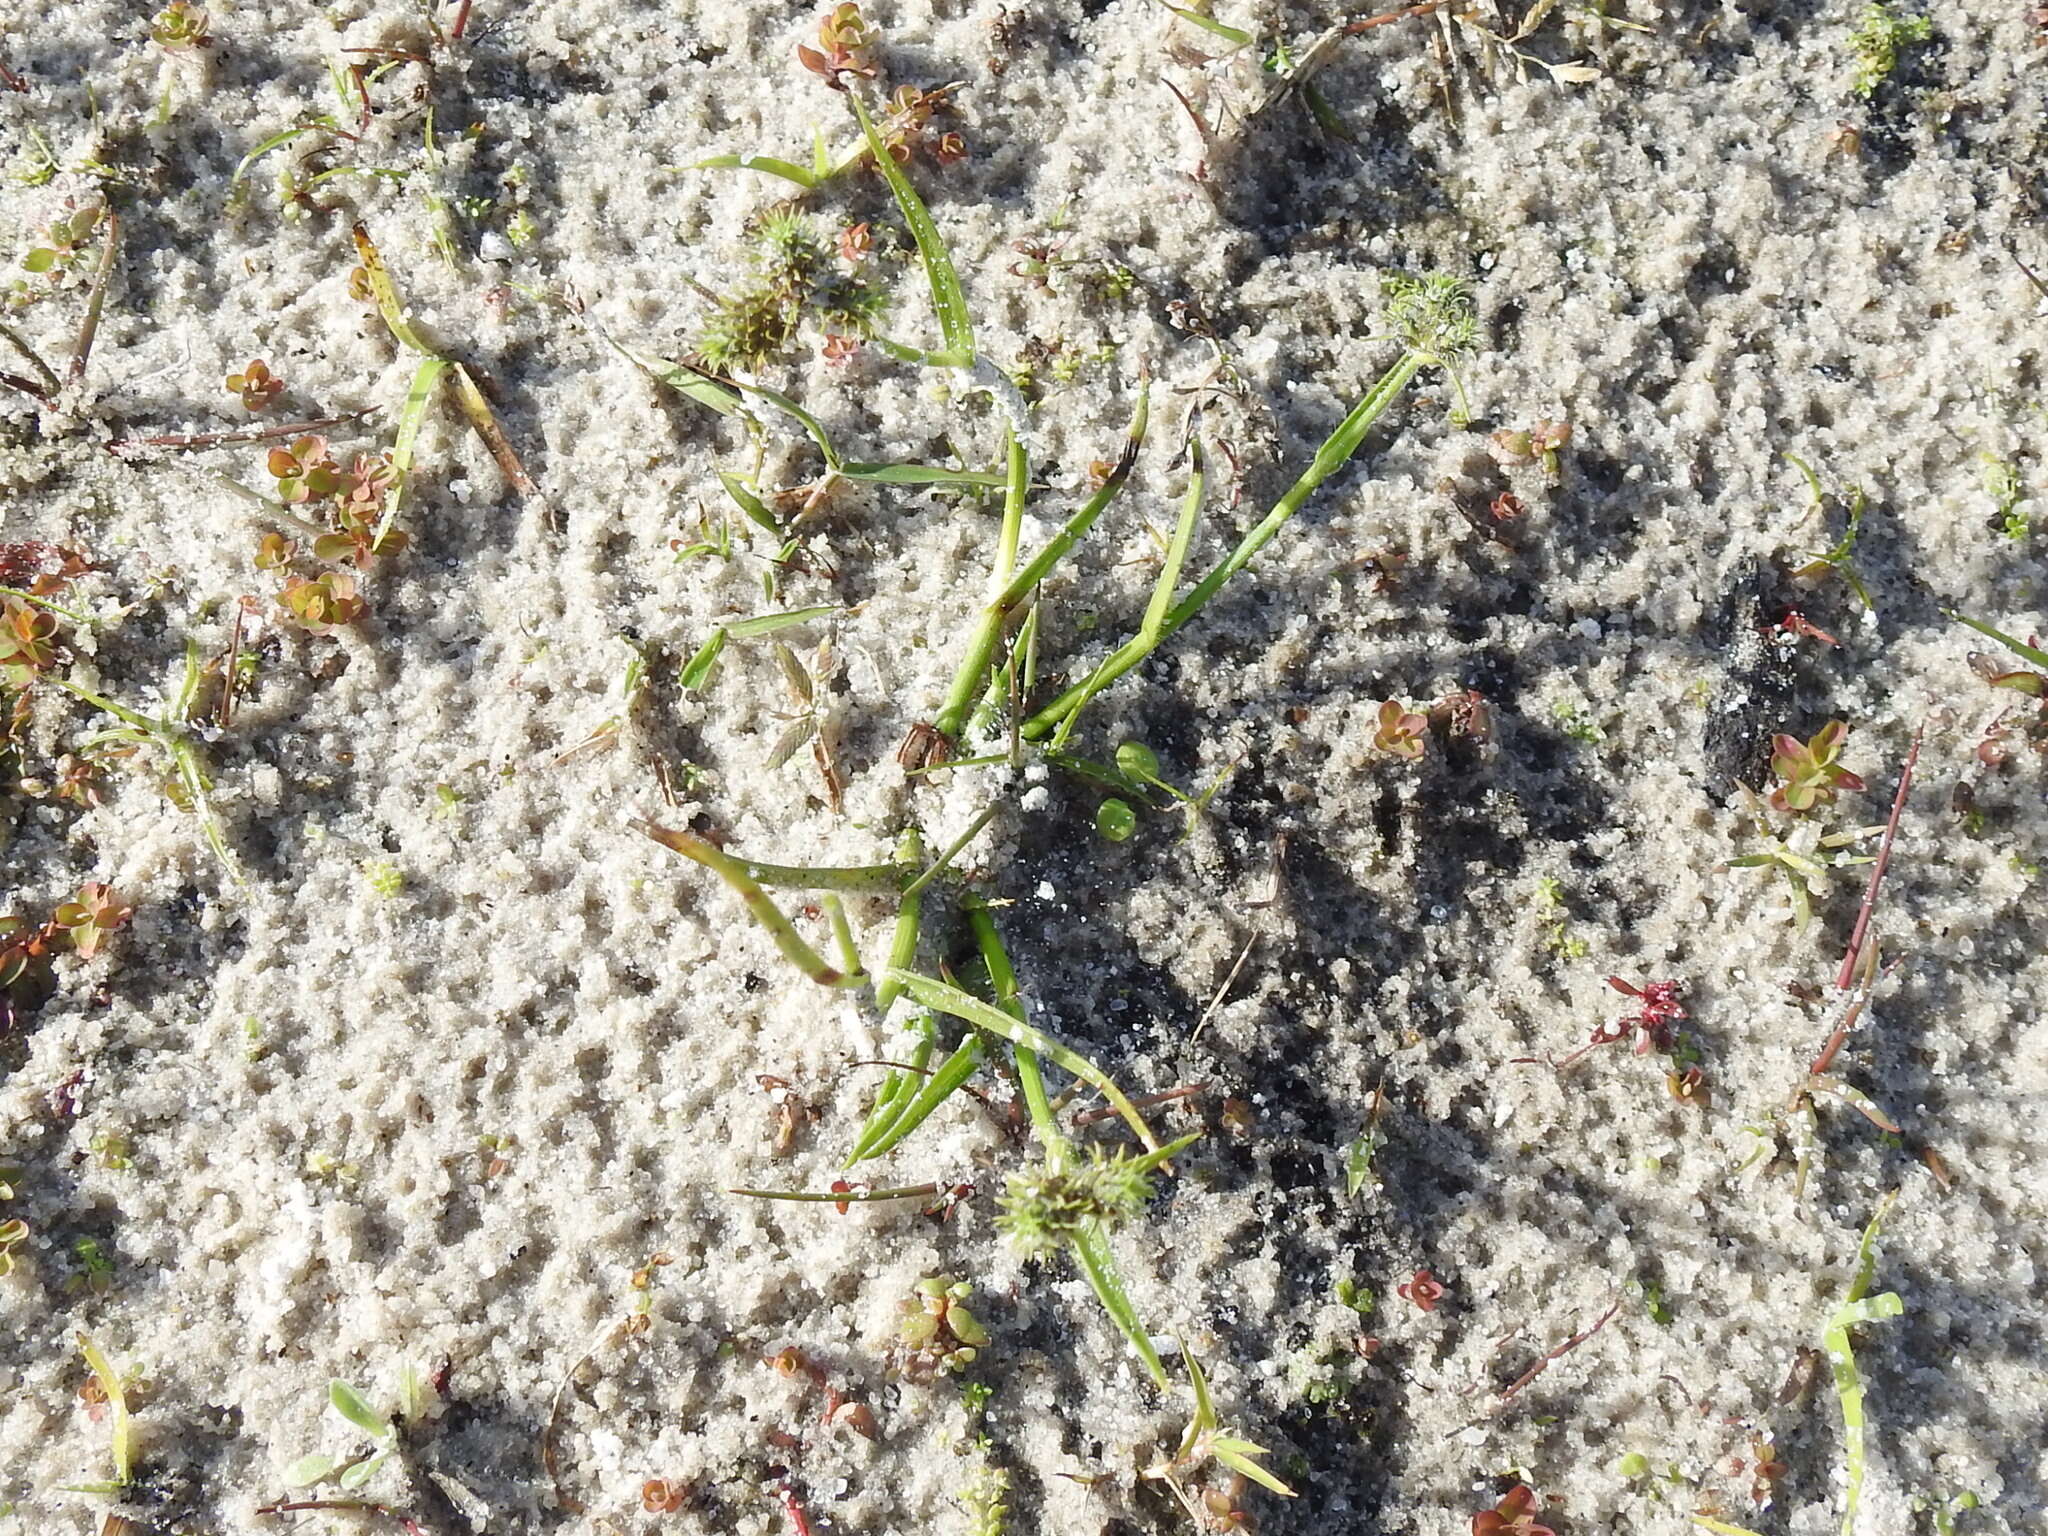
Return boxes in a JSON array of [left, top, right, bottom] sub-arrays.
[[327, 1379, 392, 1440], [727, 604, 839, 639], [718, 472, 781, 536], [679, 628, 727, 691], [1069, 1222, 1168, 1387], [677, 152, 822, 190], [840, 461, 1007, 487], [284, 1453, 340, 1487], [885, 969, 1160, 1151], [76, 1333, 132, 1487], [849, 91, 974, 366], [374, 355, 449, 543], [1948, 609, 2048, 668], [856, 1033, 985, 1160]]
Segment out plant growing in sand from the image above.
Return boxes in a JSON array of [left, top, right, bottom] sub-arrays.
[[283, 1378, 403, 1491], [1846, 4, 1931, 96], [1769, 720, 1865, 813]]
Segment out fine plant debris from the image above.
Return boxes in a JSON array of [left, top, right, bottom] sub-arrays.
[[0, 2, 2038, 1535]]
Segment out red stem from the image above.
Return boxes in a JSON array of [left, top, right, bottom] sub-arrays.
[[1836, 723, 1922, 990]]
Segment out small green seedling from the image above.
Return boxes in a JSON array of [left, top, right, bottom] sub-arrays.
[[1727, 786, 1880, 931], [66, 1333, 135, 1493], [1143, 1341, 1296, 1525], [284, 1378, 401, 1491], [1982, 455, 2028, 540], [1770, 720, 1866, 813], [49, 641, 235, 875], [1847, 4, 1931, 97], [896, 1276, 990, 1380], [1823, 1194, 1904, 1536], [1786, 453, 1876, 610]]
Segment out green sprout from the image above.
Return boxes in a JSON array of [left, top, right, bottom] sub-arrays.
[[1143, 1341, 1296, 1522], [1786, 452, 1876, 610], [1769, 720, 1866, 813], [1847, 4, 1931, 97], [1726, 786, 1880, 931], [284, 1378, 402, 1491], [48, 642, 235, 875], [1823, 1194, 1905, 1536], [1982, 454, 2029, 540], [66, 1333, 136, 1493]]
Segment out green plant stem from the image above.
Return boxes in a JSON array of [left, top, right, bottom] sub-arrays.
[[0, 586, 96, 626], [901, 805, 998, 898], [885, 968, 1161, 1151], [637, 821, 865, 987], [933, 391, 1147, 744], [854, 1030, 985, 1160], [1024, 350, 1424, 739], [1070, 1221, 1169, 1387], [871, 828, 926, 1016], [968, 902, 1061, 1152]]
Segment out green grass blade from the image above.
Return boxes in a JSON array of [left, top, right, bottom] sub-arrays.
[[1948, 609, 2048, 668], [856, 1032, 986, 1160], [626, 348, 743, 416], [1024, 350, 1423, 739], [849, 90, 974, 367], [677, 152, 822, 190], [718, 472, 782, 537], [351, 222, 433, 355], [1150, 0, 1255, 46], [679, 628, 727, 691], [727, 605, 840, 639], [1069, 1223, 1169, 1387], [638, 822, 860, 987], [840, 461, 1008, 487], [231, 120, 337, 187], [885, 969, 1160, 1151], [1143, 430, 1205, 642], [847, 1013, 937, 1162], [1825, 1193, 1904, 1536], [374, 355, 448, 544], [76, 1333, 132, 1487], [872, 828, 927, 1015]]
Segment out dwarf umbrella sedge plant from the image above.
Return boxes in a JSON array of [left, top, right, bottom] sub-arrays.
[[1017, 272, 1476, 746]]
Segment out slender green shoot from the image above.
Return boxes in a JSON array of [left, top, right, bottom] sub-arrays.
[[1947, 609, 2048, 668], [933, 394, 1148, 745], [1024, 273, 1474, 740], [50, 643, 235, 875], [849, 89, 974, 366], [871, 828, 927, 1015], [66, 1333, 133, 1493], [885, 968, 1162, 1151], [1823, 1192, 1904, 1536], [1151, 0, 1255, 47], [638, 822, 867, 987], [852, 1031, 986, 1160]]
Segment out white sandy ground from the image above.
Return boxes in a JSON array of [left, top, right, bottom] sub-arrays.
[[2, 0, 2046, 1533]]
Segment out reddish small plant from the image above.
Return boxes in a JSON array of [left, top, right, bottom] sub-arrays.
[[837, 221, 873, 263], [1775, 608, 1839, 647], [52, 883, 132, 959], [796, 2, 878, 82], [1472, 1484, 1556, 1536], [1769, 719, 1864, 813], [1489, 491, 1526, 522], [1373, 700, 1428, 760], [226, 358, 283, 411], [1604, 976, 1687, 1052], [267, 435, 343, 505], [820, 333, 861, 365], [149, 0, 208, 50], [1397, 1269, 1444, 1312], [640, 1478, 687, 1514], [280, 572, 364, 635], [0, 597, 61, 681]]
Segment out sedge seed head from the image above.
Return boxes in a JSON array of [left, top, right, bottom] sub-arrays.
[[1382, 272, 1476, 364], [997, 1147, 1157, 1258]]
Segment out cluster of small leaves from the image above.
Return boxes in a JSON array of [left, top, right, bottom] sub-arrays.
[[226, 358, 283, 411], [148, 0, 209, 51], [1372, 699, 1428, 760], [279, 572, 365, 636], [1770, 719, 1865, 813], [1490, 419, 1571, 476], [695, 211, 891, 373], [2, 884, 131, 1025], [895, 1276, 991, 1382], [996, 1146, 1158, 1259], [1847, 3, 1931, 96], [1472, 1485, 1558, 1536], [256, 435, 404, 633], [0, 597, 63, 684], [19, 202, 102, 286], [284, 1379, 400, 1491], [796, 2, 879, 81]]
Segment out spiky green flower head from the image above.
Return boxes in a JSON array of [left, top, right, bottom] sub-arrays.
[[1382, 272, 1476, 367], [997, 1146, 1158, 1259], [753, 209, 833, 291], [695, 285, 800, 374]]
